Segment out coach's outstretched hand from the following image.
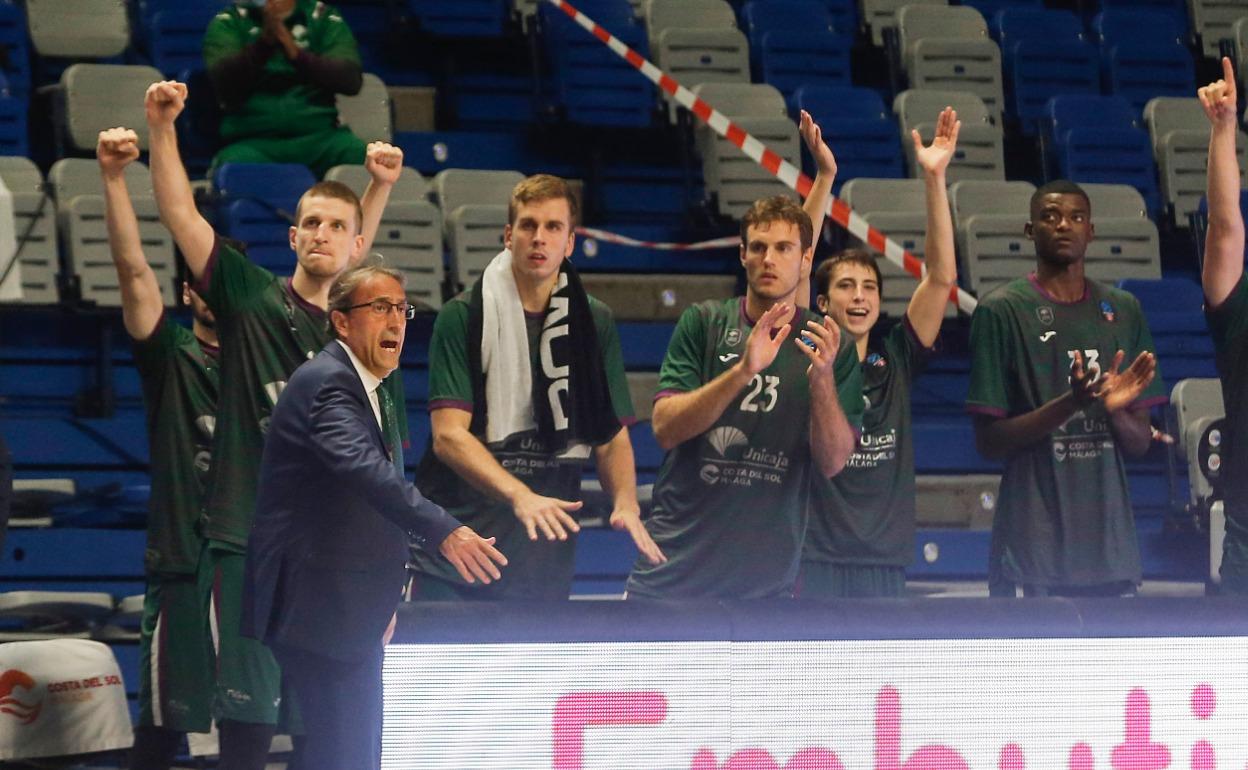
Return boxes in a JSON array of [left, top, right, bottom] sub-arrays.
[[439, 526, 508, 585]]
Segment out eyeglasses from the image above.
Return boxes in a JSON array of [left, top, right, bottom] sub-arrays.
[[344, 298, 416, 320]]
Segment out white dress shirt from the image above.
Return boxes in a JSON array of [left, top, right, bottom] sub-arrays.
[[336, 339, 383, 430]]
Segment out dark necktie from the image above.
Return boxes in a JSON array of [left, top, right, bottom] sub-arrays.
[[376, 382, 404, 474]]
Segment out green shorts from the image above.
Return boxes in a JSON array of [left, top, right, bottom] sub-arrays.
[[200, 542, 300, 729], [797, 561, 907, 599], [137, 574, 214, 732], [211, 126, 367, 179]]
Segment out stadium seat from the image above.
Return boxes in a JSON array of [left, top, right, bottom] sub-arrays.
[[337, 72, 393, 144], [0, 157, 59, 304], [1145, 96, 1248, 226], [755, 28, 852, 101], [25, 0, 129, 58], [1094, 10, 1197, 114], [580, 273, 736, 320], [538, 0, 655, 127], [690, 82, 798, 218], [838, 178, 941, 318], [148, 6, 221, 77], [790, 85, 905, 185], [0, 2, 32, 100], [958, 0, 1040, 23], [135, 0, 227, 51], [1078, 183, 1161, 282], [213, 162, 316, 274], [648, 0, 748, 120], [895, 4, 1004, 125], [48, 158, 176, 309], [861, 0, 945, 47], [55, 64, 163, 154], [1042, 94, 1161, 218], [324, 164, 444, 310], [407, 0, 506, 37], [948, 179, 1036, 296], [433, 168, 524, 286], [894, 89, 1004, 181], [1187, 0, 1245, 58], [741, 1, 853, 94], [992, 7, 1099, 134], [645, 0, 738, 54], [0, 92, 28, 158]]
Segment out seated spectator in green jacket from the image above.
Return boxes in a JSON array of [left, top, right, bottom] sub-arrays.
[[204, 0, 367, 177]]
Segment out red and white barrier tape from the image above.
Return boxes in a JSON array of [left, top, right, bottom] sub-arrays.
[[575, 226, 739, 251], [546, 0, 979, 314]]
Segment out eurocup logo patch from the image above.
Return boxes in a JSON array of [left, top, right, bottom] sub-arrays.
[[0, 670, 42, 725], [723, 329, 742, 348], [1036, 306, 1054, 325], [1100, 300, 1116, 323]]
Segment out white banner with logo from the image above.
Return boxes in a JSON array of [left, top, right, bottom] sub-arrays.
[[0, 639, 132, 760], [383, 637, 1248, 770]]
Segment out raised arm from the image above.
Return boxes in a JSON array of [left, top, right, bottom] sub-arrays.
[[357, 142, 401, 262], [797, 110, 837, 309], [906, 107, 960, 345], [1199, 56, 1245, 308], [145, 81, 215, 281], [98, 128, 164, 340], [430, 408, 583, 542], [651, 302, 793, 450]]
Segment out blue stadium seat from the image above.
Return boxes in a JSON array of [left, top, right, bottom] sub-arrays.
[[135, 0, 225, 50], [538, 0, 655, 127], [213, 162, 316, 274], [956, 0, 1041, 25], [1041, 95, 1160, 218], [815, 0, 859, 42], [1094, 10, 1196, 114], [0, 89, 27, 157], [757, 29, 851, 100], [741, 1, 853, 92], [993, 8, 1100, 134], [394, 130, 539, 175], [148, 7, 221, 77], [789, 85, 904, 186], [1091, 0, 1191, 42], [1118, 277, 1218, 387], [0, 1, 32, 100], [616, 321, 676, 369], [407, 0, 506, 37]]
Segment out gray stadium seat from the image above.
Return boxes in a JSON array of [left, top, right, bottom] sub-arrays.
[[57, 64, 164, 154], [336, 72, 393, 144], [324, 164, 432, 206], [25, 0, 129, 58], [0, 591, 115, 641], [445, 204, 508, 287], [839, 178, 951, 318], [625, 371, 660, 421], [49, 158, 176, 308], [1189, 0, 1248, 58], [860, 0, 946, 47], [1235, 17, 1248, 82], [893, 89, 1004, 182], [689, 83, 796, 218], [433, 169, 525, 287], [1079, 183, 1161, 281], [0, 178, 19, 301], [1170, 378, 1224, 508], [645, 0, 738, 53], [0, 157, 59, 304], [948, 180, 1036, 297], [580, 273, 736, 321], [897, 4, 1003, 125], [325, 164, 443, 309], [648, 0, 747, 119], [1145, 97, 1248, 226]]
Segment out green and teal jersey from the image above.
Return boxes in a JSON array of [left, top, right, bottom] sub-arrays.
[[626, 298, 865, 599], [805, 317, 931, 567], [1206, 275, 1248, 590], [412, 294, 634, 599], [203, 0, 360, 142], [132, 318, 220, 575], [966, 275, 1167, 588], [196, 236, 406, 549]]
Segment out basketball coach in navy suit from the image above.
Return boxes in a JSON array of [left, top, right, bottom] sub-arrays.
[[243, 259, 507, 770]]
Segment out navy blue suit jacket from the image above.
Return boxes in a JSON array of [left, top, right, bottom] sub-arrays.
[[243, 341, 460, 662]]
